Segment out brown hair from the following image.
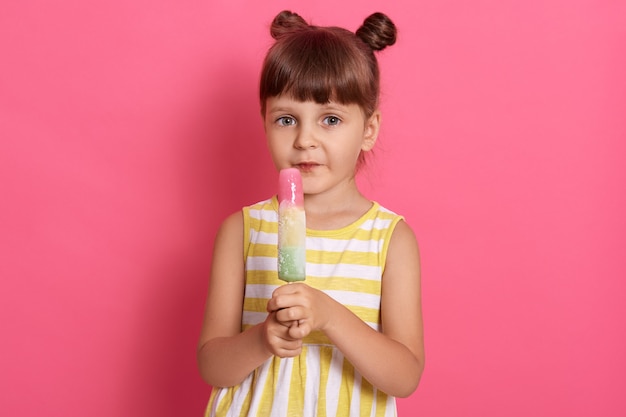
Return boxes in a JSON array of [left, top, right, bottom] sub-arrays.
[[259, 10, 397, 117]]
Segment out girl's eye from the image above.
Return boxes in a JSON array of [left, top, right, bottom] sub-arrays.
[[276, 116, 296, 126], [323, 116, 341, 126]]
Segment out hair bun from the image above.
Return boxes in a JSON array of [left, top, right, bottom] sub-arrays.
[[355, 12, 397, 51], [270, 10, 309, 39]]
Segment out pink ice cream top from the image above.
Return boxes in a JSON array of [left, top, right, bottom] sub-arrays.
[[278, 168, 304, 206]]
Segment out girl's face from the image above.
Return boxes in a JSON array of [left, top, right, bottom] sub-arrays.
[[264, 95, 380, 197]]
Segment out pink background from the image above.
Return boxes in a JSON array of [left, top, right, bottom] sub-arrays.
[[1, 1, 625, 416]]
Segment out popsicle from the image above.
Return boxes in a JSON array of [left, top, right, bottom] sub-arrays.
[[277, 168, 306, 282]]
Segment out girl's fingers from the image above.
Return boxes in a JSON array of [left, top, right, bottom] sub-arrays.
[[288, 321, 311, 339], [268, 283, 309, 311], [275, 306, 303, 323], [272, 335, 302, 357], [268, 294, 302, 312]]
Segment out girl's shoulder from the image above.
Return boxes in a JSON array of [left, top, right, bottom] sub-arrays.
[[363, 201, 405, 231], [370, 201, 403, 218], [243, 197, 278, 225]]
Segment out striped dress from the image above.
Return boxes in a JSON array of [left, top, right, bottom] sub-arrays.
[[206, 197, 404, 417]]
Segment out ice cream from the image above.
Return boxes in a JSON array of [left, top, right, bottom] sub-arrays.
[[277, 168, 306, 282]]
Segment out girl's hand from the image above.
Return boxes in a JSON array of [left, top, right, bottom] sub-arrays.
[[267, 283, 332, 340], [262, 311, 303, 358]]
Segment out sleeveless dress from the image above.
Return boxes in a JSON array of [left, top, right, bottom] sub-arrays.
[[206, 197, 404, 417]]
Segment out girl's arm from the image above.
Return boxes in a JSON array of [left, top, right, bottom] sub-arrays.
[[197, 212, 303, 388], [269, 220, 425, 397]]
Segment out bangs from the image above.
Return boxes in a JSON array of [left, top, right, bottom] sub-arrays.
[[260, 28, 376, 114]]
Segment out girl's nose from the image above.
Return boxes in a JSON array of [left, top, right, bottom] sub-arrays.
[[294, 126, 318, 149]]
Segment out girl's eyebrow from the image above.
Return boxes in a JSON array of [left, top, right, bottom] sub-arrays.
[[320, 103, 351, 114], [269, 106, 292, 112], [266, 108, 293, 116], [266, 101, 352, 114]]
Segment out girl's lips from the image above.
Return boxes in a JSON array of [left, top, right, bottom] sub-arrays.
[[295, 162, 320, 172]]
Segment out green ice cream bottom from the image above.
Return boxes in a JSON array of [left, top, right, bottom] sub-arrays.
[[278, 246, 306, 282]]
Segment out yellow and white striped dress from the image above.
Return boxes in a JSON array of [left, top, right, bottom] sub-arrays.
[[206, 196, 404, 417]]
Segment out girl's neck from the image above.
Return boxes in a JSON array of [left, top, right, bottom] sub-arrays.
[[303, 183, 372, 230]]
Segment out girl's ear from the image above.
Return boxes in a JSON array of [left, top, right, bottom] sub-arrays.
[[361, 110, 381, 151]]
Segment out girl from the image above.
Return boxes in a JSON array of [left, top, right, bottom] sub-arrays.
[[198, 10, 424, 417]]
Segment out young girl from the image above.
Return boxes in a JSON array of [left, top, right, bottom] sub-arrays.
[[198, 10, 424, 417]]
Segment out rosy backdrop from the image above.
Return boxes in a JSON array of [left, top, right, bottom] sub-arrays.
[[1, 1, 625, 416]]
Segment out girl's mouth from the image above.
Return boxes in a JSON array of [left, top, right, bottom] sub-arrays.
[[295, 163, 320, 172]]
